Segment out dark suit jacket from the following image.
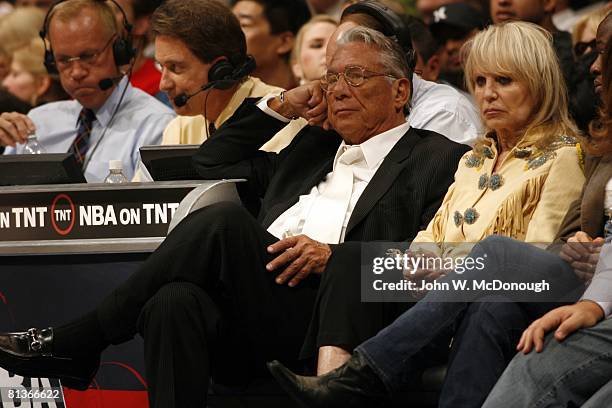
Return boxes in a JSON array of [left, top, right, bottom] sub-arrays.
[[555, 153, 612, 243], [193, 101, 469, 243]]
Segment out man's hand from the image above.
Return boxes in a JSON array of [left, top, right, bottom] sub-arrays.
[[517, 301, 605, 354], [268, 81, 329, 127], [559, 232, 605, 282], [402, 250, 448, 282], [0, 112, 35, 147], [266, 235, 332, 287]]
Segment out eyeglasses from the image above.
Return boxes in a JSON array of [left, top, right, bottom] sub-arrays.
[[55, 35, 115, 70], [574, 39, 597, 57], [320, 65, 397, 91]]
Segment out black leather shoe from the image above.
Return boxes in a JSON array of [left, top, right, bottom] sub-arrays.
[[0, 328, 99, 390], [267, 352, 389, 408]]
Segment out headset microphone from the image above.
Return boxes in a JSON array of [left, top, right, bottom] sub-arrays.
[[98, 76, 124, 91], [173, 82, 216, 108]]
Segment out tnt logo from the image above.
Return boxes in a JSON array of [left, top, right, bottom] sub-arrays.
[[50, 194, 75, 236]]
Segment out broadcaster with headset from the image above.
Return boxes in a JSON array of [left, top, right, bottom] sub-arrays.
[[0, 0, 174, 182]]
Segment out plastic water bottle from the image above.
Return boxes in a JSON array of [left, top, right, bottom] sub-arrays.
[[23, 134, 46, 154], [104, 160, 128, 184], [604, 177, 612, 239]]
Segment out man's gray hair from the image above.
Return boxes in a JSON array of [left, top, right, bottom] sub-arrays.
[[336, 26, 412, 82], [336, 26, 412, 113]]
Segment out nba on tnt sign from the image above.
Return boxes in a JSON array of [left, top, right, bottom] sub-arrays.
[[50, 194, 76, 236]]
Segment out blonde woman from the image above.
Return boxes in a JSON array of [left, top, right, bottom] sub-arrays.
[[2, 40, 68, 107], [291, 15, 337, 84], [268, 22, 590, 408]]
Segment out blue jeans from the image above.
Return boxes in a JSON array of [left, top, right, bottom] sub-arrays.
[[356, 236, 582, 407], [483, 317, 612, 407]]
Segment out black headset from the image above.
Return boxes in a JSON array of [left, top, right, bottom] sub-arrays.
[[341, 0, 416, 71], [40, 0, 135, 75], [173, 54, 256, 107]]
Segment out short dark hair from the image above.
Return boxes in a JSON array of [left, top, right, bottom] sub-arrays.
[[151, 0, 247, 66], [404, 16, 439, 63], [230, 0, 311, 35]]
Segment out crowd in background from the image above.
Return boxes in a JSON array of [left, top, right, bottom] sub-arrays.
[[0, 1, 610, 407]]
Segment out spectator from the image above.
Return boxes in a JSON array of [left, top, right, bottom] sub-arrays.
[[113, 0, 165, 101], [307, 0, 345, 19], [417, 0, 489, 22], [572, 5, 608, 57], [14, 0, 54, 11], [291, 15, 338, 84], [553, 0, 608, 32], [404, 16, 443, 83], [0, 0, 174, 182], [231, 0, 311, 90], [0, 6, 46, 81], [267, 22, 587, 408], [491, 0, 598, 132], [2, 39, 69, 107], [0, 26, 468, 408], [483, 20, 612, 407], [340, 0, 482, 146], [429, 2, 488, 92]]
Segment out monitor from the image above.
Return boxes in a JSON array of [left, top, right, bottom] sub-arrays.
[[0, 153, 86, 186], [140, 144, 201, 181]]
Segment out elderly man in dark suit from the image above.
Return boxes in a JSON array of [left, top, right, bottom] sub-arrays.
[[0, 26, 468, 408]]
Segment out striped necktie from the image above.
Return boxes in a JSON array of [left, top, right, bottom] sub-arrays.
[[70, 108, 96, 168]]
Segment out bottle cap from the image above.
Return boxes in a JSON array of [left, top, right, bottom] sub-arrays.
[[109, 160, 123, 171]]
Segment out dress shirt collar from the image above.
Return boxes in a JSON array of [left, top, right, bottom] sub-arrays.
[[75, 76, 131, 128], [334, 121, 410, 170], [215, 77, 254, 128]]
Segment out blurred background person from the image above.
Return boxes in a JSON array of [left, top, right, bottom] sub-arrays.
[[291, 15, 337, 84], [307, 0, 345, 19], [0, 0, 12, 16], [2, 39, 69, 108], [0, 6, 46, 81], [417, 0, 489, 22], [14, 0, 54, 11], [572, 5, 608, 57], [231, 0, 311, 90], [404, 16, 443, 83], [114, 0, 167, 103], [429, 2, 488, 93], [491, 0, 599, 133], [554, 0, 608, 32]]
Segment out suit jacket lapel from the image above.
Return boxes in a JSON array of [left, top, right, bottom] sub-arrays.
[[263, 156, 335, 227], [345, 128, 419, 235]]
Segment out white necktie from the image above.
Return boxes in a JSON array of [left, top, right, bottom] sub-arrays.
[[301, 146, 363, 244]]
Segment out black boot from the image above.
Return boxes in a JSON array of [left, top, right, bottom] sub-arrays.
[[267, 351, 389, 408], [0, 328, 99, 390]]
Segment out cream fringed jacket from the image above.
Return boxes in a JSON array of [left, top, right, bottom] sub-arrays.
[[411, 132, 586, 259]]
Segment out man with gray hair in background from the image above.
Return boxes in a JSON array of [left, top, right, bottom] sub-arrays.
[[0, 25, 468, 407]]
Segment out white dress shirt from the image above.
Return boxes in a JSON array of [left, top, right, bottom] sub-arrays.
[[266, 121, 410, 243], [582, 242, 612, 318], [4, 77, 175, 182], [409, 75, 482, 147]]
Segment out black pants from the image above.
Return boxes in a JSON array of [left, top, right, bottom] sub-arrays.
[[301, 242, 413, 358], [96, 202, 319, 407]]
